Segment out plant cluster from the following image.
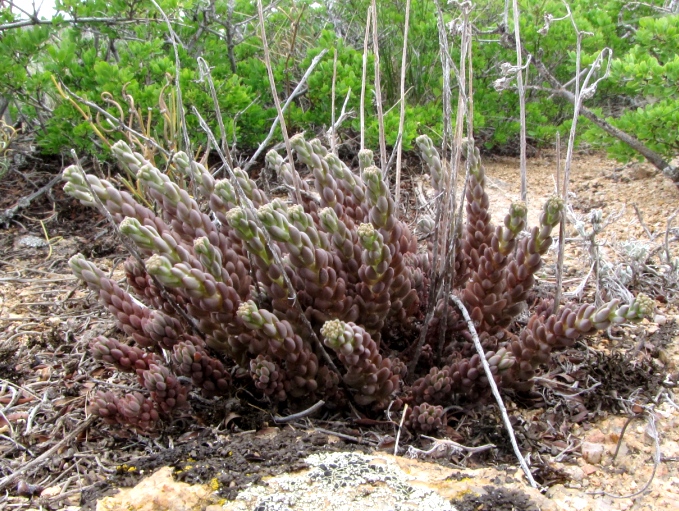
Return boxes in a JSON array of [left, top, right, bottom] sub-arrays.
[[63, 133, 654, 432]]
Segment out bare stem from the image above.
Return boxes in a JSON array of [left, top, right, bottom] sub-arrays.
[[330, 47, 338, 153], [394, 0, 412, 212], [449, 294, 540, 489], [243, 48, 328, 172], [512, 0, 528, 203], [360, 6, 372, 151], [554, 131, 566, 314], [256, 0, 301, 206], [371, 0, 387, 173]]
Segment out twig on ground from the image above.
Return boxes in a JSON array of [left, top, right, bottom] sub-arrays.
[[307, 426, 371, 444], [394, 403, 408, 456], [633, 204, 655, 241], [0, 172, 63, 228], [0, 433, 35, 456], [406, 435, 495, 458], [533, 376, 601, 397], [587, 410, 660, 499], [664, 209, 678, 266], [0, 416, 95, 492], [449, 294, 540, 489], [273, 400, 325, 423]]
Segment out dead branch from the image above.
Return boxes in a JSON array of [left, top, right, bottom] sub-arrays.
[[242, 48, 328, 173], [528, 54, 679, 185], [273, 400, 325, 423], [449, 294, 540, 489], [0, 172, 63, 228], [587, 410, 661, 499], [0, 16, 177, 32]]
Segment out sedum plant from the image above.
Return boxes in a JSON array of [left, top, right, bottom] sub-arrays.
[[63, 134, 653, 432]]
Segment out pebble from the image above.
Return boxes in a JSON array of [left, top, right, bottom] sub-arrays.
[[581, 442, 604, 465], [15, 235, 48, 249]]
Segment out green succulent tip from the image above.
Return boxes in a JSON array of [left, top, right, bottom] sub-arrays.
[[265, 149, 283, 166], [193, 236, 210, 253], [362, 166, 381, 182], [320, 318, 345, 342], [225, 207, 244, 223], [237, 300, 258, 318], [119, 216, 141, 234], [145, 254, 170, 274], [509, 201, 528, 219], [172, 151, 189, 166], [68, 253, 87, 271], [634, 293, 655, 318], [111, 140, 132, 154], [543, 196, 564, 226], [358, 149, 374, 168], [415, 134, 431, 147], [290, 133, 305, 145], [357, 222, 376, 239], [237, 300, 264, 328]]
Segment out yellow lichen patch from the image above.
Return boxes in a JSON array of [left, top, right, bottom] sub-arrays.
[[209, 478, 220, 491]]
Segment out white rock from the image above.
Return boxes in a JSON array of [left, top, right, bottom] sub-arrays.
[[581, 442, 604, 465]]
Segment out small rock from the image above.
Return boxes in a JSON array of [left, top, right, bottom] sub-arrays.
[[545, 485, 592, 511], [654, 314, 667, 326], [562, 466, 586, 482], [96, 467, 212, 511], [581, 442, 604, 465], [15, 235, 48, 249], [40, 485, 62, 498]]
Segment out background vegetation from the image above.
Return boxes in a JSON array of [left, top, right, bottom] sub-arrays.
[[0, 0, 677, 163]]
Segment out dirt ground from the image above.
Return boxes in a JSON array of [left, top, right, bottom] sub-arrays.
[[1, 149, 679, 510]]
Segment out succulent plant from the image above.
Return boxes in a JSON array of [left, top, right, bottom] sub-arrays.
[[63, 133, 653, 431], [407, 403, 445, 434]]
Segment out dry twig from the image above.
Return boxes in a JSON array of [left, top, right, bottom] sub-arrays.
[[449, 294, 539, 489], [0, 416, 95, 492], [273, 400, 325, 424]]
